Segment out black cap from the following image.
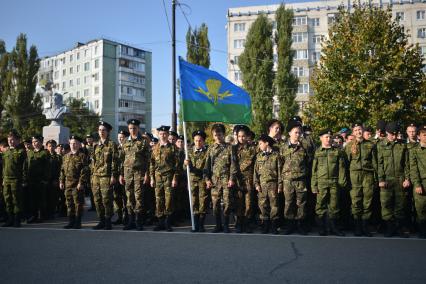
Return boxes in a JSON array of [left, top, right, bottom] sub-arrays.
[[85, 134, 93, 139], [419, 125, 426, 133], [31, 135, 44, 142], [211, 123, 225, 133], [192, 130, 207, 140], [287, 119, 302, 133], [258, 134, 276, 145], [266, 119, 283, 130], [236, 125, 250, 134], [98, 121, 113, 131], [249, 130, 256, 139], [177, 135, 184, 141], [24, 138, 32, 144], [143, 132, 154, 140], [364, 126, 373, 133], [318, 129, 333, 136], [8, 129, 20, 139], [303, 125, 312, 132], [290, 116, 302, 123], [376, 120, 386, 132], [46, 139, 57, 146], [157, 125, 171, 132], [152, 137, 159, 143], [169, 130, 178, 137], [127, 119, 141, 126], [69, 135, 83, 143], [385, 122, 400, 135], [352, 122, 363, 129], [118, 130, 129, 137], [406, 123, 417, 128]]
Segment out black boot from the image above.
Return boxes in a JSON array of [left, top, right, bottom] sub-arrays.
[[123, 213, 136, 230], [245, 218, 253, 233], [93, 217, 105, 230], [2, 214, 14, 227], [136, 213, 144, 231], [112, 214, 123, 225], [73, 215, 82, 229], [105, 217, 112, 230], [271, 219, 279, 234], [153, 217, 165, 231], [419, 221, 426, 239], [235, 217, 242, 233], [262, 220, 270, 234], [64, 215, 75, 229], [354, 218, 363, 236], [212, 214, 222, 233], [123, 211, 129, 225], [199, 214, 206, 232], [283, 220, 295, 235], [384, 220, 395, 238], [362, 219, 372, 237], [191, 215, 199, 232], [329, 218, 345, 236], [396, 219, 409, 238], [13, 214, 21, 228], [318, 215, 328, 236], [223, 215, 230, 233], [297, 220, 308, 235], [165, 216, 173, 232]]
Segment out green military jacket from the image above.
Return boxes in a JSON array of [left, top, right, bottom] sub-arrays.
[[91, 139, 119, 178], [2, 145, 27, 181], [253, 150, 282, 190], [233, 143, 257, 184], [149, 142, 180, 180], [280, 141, 309, 181], [409, 143, 426, 188], [186, 146, 208, 182], [204, 142, 237, 183], [27, 148, 50, 183], [121, 136, 151, 176], [59, 150, 89, 188], [311, 146, 347, 190], [377, 139, 409, 182], [344, 139, 377, 172], [49, 152, 62, 181]]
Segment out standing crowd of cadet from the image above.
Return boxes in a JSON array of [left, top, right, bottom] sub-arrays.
[[1, 116, 426, 239]]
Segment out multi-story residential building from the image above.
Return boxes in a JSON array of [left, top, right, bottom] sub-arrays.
[[227, 0, 426, 116], [38, 38, 152, 137]]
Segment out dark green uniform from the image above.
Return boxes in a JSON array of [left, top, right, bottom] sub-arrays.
[[48, 152, 62, 217], [409, 143, 426, 223]]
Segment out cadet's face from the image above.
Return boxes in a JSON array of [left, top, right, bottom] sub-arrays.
[[32, 139, 42, 149], [69, 139, 81, 152], [118, 134, 125, 144], [353, 126, 363, 139], [289, 127, 301, 141], [363, 131, 372, 140], [47, 143, 55, 153], [320, 134, 332, 147], [387, 132, 397, 142], [407, 126, 417, 140], [159, 131, 169, 142], [7, 136, 17, 147], [55, 147, 61, 155], [194, 135, 205, 149], [176, 139, 184, 149], [86, 137, 94, 144], [212, 131, 224, 143], [258, 141, 268, 152], [419, 131, 426, 144], [237, 130, 248, 144], [269, 123, 281, 138], [168, 135, 177, 144], [128, 124, 139, 137], [98, 126, 108, 139]]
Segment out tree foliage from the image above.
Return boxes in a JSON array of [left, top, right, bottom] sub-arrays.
[[305, 5, 426, 131], [239, 14, 274, 134], [63, 97, 100, 138]]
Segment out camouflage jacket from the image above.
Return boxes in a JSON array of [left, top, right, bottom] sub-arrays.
[[311, 146, 347, 189], [204, 142, 237, 183], [185, 146, 208, 182], [91, 139, 119, 178], [59, 150, 89, 187], [280, 141, 309, 181], [233, 143, 257, 183], [345, 139, 377, 173], [253, 150, 282, 190], [121, 136, 151, 176], [150, 142, 180, 180], [409, 143, 426, 188], [377, 139, 409, 182], [2, 146, 27, 181], [27, 148, 51, 183]]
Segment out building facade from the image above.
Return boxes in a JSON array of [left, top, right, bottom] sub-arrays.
[[38, 38, 152, 137], [227, 0, 426, 116]]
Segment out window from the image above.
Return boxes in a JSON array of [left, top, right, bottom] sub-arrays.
[[297, 83, 309, 94], [76, 65, 80, 72], [234, 71, 242, 81], [77, 78, 80, 85], [84, 49, 88, 57], [396, 12, 404, 21], [84, 62, 90, 71], [420, 46, 426, 56], [93, 73, 99, 81], [69, 79, 73, 87], [234, 39, 245, 49], [62, 81, 66, 90], [121, 72, 146, 84], [63, 57, 66, 64], [418, 28, 426, 38], [70, 54, 73, 62], [311, 18, 320, 27], [293, 16, 307, 26], [77, 52, 80, 60], [94, 46, 98, 55], [84, 75, 89, 84], [76, 91, 80, 99], [313, 35, 322, 44], [54, 71, 59, 79], [328, 13, 337, 25], [119, 59, 145, 72], [62, 69, 66, 76], [292, 32, 307, 43], [233, 56, 239, 65], [417, 10, 425, 20], [69, 67, 73, 74], [292, 66, 307, 77], [54, 59, 58, 67], [94, 86, 99, 95], [84, 89, 89, 96], [294, 49, 308, 60], [312, 51, 321, 63], [234, 23, 246, 32], [95, 59, 99, 68], [94, 100, 99, 109]]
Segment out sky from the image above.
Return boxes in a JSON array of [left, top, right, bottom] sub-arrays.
[[0, 0, 314, 128]]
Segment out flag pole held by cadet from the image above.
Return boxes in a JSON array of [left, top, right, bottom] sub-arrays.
[[179, 57, 252, 231]]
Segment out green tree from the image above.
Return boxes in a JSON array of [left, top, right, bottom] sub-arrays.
[[63, 97, 100, 138], [305, 5, 425, 132], [0, 34, 47, 138], [239, 14, 274, 134], [275, 4, 299, 124], [0, 39, 7, 116], [179, 23, 211, 136]]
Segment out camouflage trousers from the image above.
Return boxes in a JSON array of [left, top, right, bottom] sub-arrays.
[[113, 183, 127, 217], [2, 179, 23, 214], [414, 180, 426, 222], [284, 179, 307, 220], [64, 186, 84, 217], [315, 182, 340, 219], [91, 176, 114, 218], [235, 178, 254, 218], [190, 179, 208, 215], [380, 177, 408, 221], [258, 182, 279, 221], [154, 173, 174, 218], [124, 172, 144, 215], [211, 178, 234, 217], [349, 171, 375, 220]]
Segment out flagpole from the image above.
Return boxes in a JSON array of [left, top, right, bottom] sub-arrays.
[[182, 120, 195, 231]]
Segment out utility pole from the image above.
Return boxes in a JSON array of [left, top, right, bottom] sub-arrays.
[[171, 0, 177, 131]]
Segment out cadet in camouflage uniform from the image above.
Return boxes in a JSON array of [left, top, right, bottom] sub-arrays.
[[311, 129, 347, 236], [184, 130, 208, 232], [406, 123, 418, 228], [280, 120, 310, 235], [119, 119, 151, 231], [254, 134, 282, 234], [2, 130, 26, 227], [345, 123, 378, 237], [46, 140, 62, 219], [204, 123, 237, 233], [0, 139, 8, 223], [233, 125, 257, 233], [175, 134, 188, 222], [85, 134, 96, 211], [59, 136, 89, 229], [377, 122, 411, 237], [150, 125, 180, 232], [112, 130, 129, 225], [91, 121, 119, 230], [409, 125, 426, 238]]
